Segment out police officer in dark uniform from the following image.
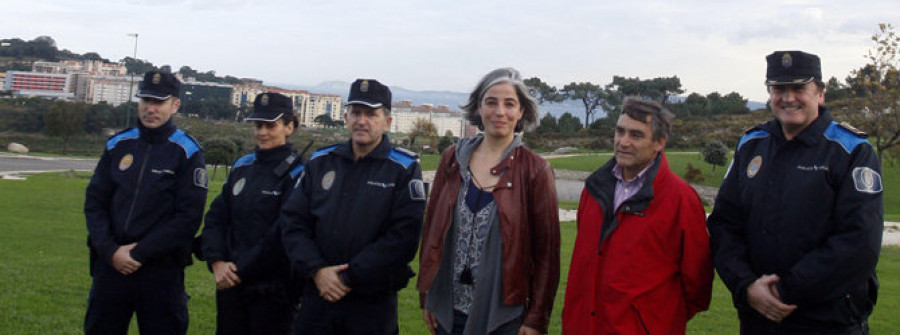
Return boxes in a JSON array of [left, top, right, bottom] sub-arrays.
[[201, 92, 305, 335], [84, 71, 208, 335], [708, 51, 884, 334], [280, 79, 426, 334]]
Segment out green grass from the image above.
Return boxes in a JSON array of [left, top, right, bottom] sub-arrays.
[[1, 172, 898, 334], [547, 151, 730, 188]]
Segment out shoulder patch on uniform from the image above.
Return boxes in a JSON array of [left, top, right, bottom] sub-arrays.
[[106, 128, 139, 150], [852, 167, 883, 194], [742, 122, 767, 134], [388, 148, 418, 169], [737, 129, 769, 151], [194, 168, 209, 189], [169, 130, 201, 159], [837, 122, 867, 137], [394, 146, 419, 158], [409, 179, 426, 201], [309, 145, 339, 161], [233, 153, 256, 169], [290, 163, 306, 179], [824, 121, 871, 154]]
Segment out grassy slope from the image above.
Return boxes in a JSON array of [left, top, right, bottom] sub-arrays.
[[1, 171, 897, 334]]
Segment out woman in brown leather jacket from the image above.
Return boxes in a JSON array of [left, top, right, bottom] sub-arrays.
[[417, 68, 560, 335]]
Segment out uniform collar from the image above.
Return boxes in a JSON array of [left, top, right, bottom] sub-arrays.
[[138, 119, 176, 144], [768, 106, 832, 146], [333, 134, 392, 161], [255, 143, 293, 164]]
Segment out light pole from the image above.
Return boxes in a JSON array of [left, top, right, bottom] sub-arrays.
[[125, 33, 139, 128]]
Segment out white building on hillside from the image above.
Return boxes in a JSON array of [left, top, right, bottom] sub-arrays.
[[389, 100, 466, 137]]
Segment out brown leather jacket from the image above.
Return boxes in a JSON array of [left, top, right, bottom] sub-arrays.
[[417, 144, 560, 333]]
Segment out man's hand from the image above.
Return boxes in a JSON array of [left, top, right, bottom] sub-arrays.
[[422, 309, 439, 335], [211, 261, 242, 290], [110, 243, 141, 275], [314, 264, 351, 303], [747, 274, 797, 323], [518, 325, 540, 335]]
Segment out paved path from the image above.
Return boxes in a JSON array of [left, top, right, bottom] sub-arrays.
[[0, 153, 98, 179]]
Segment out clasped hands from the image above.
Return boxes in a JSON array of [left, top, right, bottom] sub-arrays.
[[110, 243, 141, 275], [315, 264, 351, 303], [747, 274, 798, 323]]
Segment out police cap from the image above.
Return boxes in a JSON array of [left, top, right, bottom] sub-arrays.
[[765, 50, 822, 86], [247, 93, 293, 122], [346, 79, 391, 111], [136, 71, 181, 100]]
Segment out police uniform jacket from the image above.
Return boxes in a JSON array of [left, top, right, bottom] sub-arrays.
[[708, 107, 883, 332], [202, 144, 304, 284], [85, 119, 208, 268], [280, 134, 426, 298]]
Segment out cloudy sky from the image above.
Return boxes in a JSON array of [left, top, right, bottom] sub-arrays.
[[3, 0, 898, 102]]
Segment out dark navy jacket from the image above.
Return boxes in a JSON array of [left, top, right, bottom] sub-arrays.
[[280, 135, 426, 298], [708, 107, 883, 332], [202, 144, 304, 284], [85, 119, 208, 268]]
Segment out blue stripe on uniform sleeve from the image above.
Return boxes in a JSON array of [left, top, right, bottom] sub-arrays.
[[106, 128, 140, 150], [824, 122, 870, 154], [737, 130, 769, 151], [168, 129, 201, 159], [309, 145, 338, 161], [233, 153, 256, 169], [387, 149, 416, 169], [290, 164, 305, 179]]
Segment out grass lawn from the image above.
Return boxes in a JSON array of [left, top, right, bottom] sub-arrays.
[[1, 171, 898, 334]]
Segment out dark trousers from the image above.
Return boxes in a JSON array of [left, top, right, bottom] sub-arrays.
[[739, 315, 870, 335], [216, 284, 296, 335], [294, 286, 398, 335], [84, 262, 188, 335], [436, 310, 523, 335]]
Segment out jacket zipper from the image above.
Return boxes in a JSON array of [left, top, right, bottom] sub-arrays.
[[123, 143, 152, 239]]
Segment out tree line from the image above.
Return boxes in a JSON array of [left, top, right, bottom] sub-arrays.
[[5, 23, 900, 164], [525, 75, 750, 132], [524, 23, 900, 166]]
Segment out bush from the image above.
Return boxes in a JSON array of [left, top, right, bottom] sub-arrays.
[[683, 163, 705, 184]]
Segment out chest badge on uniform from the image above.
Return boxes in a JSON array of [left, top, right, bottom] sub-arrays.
[[233, 178, 246, 196], [321, 170, 336, 190], [852, 167, 883, 194], [747, 155, 762, 178], [119, 154, 134, 171]]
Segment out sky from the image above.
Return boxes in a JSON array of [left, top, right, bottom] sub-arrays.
[[2, 0, 898, 102]]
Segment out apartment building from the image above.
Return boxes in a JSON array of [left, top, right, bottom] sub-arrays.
[[83, 75, 137, 106], [3, 71, 73, 99], [389, 100, 466, 137], [305, 93, 343, 127]]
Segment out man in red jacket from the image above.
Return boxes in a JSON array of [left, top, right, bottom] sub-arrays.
[[562, 97, 713, 334]]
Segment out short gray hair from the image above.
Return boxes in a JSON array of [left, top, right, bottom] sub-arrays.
[[621, 97, 674, 141], [460, 67, 540, 132]]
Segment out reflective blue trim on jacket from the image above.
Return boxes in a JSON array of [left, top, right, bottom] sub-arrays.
[[824, 121, 869, 154], [290, 164, 305, 179], [169, 129, 201, 159], [737, 129, 769, 151], [233, 153, 256, 169], [309, 145, 339, 161], [106, 128, 140, 150], [388, 148, 416, 169]]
